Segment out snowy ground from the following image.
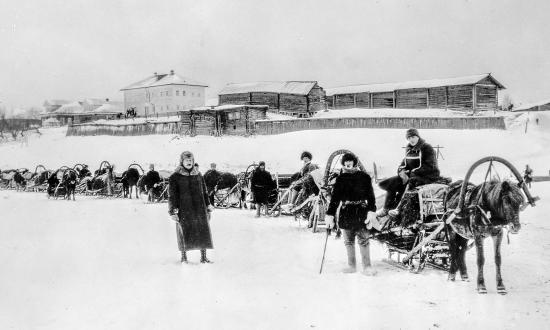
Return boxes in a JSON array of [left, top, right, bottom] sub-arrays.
[[0, 183, 548, 330], [1, 113, 549, 329]]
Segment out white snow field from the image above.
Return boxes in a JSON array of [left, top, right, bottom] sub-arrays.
[[0, 114, 549, 329]]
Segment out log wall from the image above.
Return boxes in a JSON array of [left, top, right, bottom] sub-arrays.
[[371, 92, 395, 108], [307, 85, 326, 112], [428, 87, 447, 108], [396, 88, 428, 109], [356, 92, 370, 108], [279, 94, 308, 115], [250, 92, 279, 110], [334, 94, 355, 109], [447, 85, 473, 110], [219, 93, 250, 105], [475, 85, 498, 111]]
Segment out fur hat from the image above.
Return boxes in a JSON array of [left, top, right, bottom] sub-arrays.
[[179, 151, 194, 165], [341, 152, 358, 166], [406, 128, 420, 139], [300, 151, 312, 160], [258, 161, 266, 167]]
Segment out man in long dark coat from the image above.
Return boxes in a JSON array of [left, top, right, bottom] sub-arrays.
[[377, 128, 440, 217], [168, 151, 214, 263], [144, 164, 162, 202], [325, 152, 377, 275], [250, 161, 276, 217]]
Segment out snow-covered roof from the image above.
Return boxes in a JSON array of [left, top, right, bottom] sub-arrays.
[[92, 102, 124, 114], [43, 99, 71, 106], [326, 73, 505, 96], [188, 104, 268, 112], [53, 101, 85, 114], [121, 72, 208, 91], [219, 81, 318, 96], [512, 99, 550, 111]]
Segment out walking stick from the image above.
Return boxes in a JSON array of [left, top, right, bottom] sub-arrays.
[[319, 228, 331, 274]]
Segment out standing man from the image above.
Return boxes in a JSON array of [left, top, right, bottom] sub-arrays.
[[524, 164, 533, 188], [250, 161, 276, 217], [169, 151, 215, 264], [144, 164, 162, 202], [325, 152, 377, 275], [377, 128, 440, 217]]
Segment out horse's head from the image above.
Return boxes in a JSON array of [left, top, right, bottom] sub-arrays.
[[486, 181, 525, 234]]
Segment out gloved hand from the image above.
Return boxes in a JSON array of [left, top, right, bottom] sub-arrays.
[[207, 205, 215, 212], [325, 215, 335, 229], [365, 211, 381, 231], [154, 183, 159, 188]]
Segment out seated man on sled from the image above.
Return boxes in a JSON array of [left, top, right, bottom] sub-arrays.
[[283, 151, 321, 213], [377, 128, 441, 218]]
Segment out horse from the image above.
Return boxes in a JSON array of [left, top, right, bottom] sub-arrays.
[[62, 170, 78, 201], [12, 170, 28, 191], [203, 169, 240, 207], [121, 167, 141, 199], [445, 180, 525, 295], [46, 170, 61, 198]]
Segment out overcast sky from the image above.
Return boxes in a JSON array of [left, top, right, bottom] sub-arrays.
[[0, 0, 548, 108]]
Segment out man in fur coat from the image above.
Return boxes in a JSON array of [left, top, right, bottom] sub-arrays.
[[250, 161, 276, 217], [169, 151, 215, 263], [377, 128, 440, 217], [325, 152, 377, 275]]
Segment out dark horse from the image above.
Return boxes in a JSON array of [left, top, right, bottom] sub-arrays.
[[446, 180, 524, 295], [121, 167, 141, 199], [62, 170, 78, 201], [203, 169, 240, 207]]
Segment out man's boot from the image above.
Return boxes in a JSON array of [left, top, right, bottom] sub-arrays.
[[200, 249, 213, 264], [342, 244, 357, 273], [180, 251, 188, 264], [360, 243, 377, 276], [255, 204, 261, 217]]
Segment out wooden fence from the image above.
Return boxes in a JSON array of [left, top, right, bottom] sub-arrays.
[[254, 116, 506, 135], [66, 120, 187, 136], [0, 118, 42, 130], [67, 116, 506, 137]]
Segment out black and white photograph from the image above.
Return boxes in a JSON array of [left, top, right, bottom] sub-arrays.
[[0, 0, 548, 329]]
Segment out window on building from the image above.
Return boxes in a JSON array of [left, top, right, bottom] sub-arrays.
[[177, 105, 180, 110], [183, 90, 186, 96], [234, 112, 241, 119], [192, 92, 195, 97], [166, 105, 169, 110], [176, 90, 179, 96]]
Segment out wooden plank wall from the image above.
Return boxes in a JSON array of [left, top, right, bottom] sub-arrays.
[[396, 88, 428, 109], [371, 92, 395, 108], [254, 116, 506, 135], [219, 93, 250, 105], [279, 94, 308, 114], [334, 94, 355, 109], [250, 92, 279, 110], [307, 86, 326, 112], [428, 87, 447, 108], [475, 85, 497, 111], [66, 121, 186, 136], [356, 92, 370, 108], [447, 85, 474, 110]]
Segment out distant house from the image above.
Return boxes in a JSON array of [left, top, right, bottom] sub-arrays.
[[41, 99, 122, 125], [121, 70, 208, 116], [326, 73, 505, 112], [218, 81, 326, 118], [43, 99, 71, 113], [512, 99, 550, 112]]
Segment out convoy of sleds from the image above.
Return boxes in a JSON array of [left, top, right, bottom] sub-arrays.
[[0, 161, 170, 202], [1, 150, 539, 278]]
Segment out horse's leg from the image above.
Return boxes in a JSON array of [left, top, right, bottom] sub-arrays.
[[458, 236, 469, 281], [493, 230, 507, 295], [475, 236, 487, 294], [135, 185, 139, 199], [447, 229, 459, 281]]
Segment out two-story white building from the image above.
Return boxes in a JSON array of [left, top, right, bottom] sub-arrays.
[[121, 70, 208, 116]]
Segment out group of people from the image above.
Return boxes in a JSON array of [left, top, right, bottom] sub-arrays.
[[166, 128, 443, 272]]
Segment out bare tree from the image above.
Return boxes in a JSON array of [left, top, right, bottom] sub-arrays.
[[501, 94, 514, 111]]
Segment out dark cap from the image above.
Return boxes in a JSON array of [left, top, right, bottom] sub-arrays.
[[406, 128, 420, 139]]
